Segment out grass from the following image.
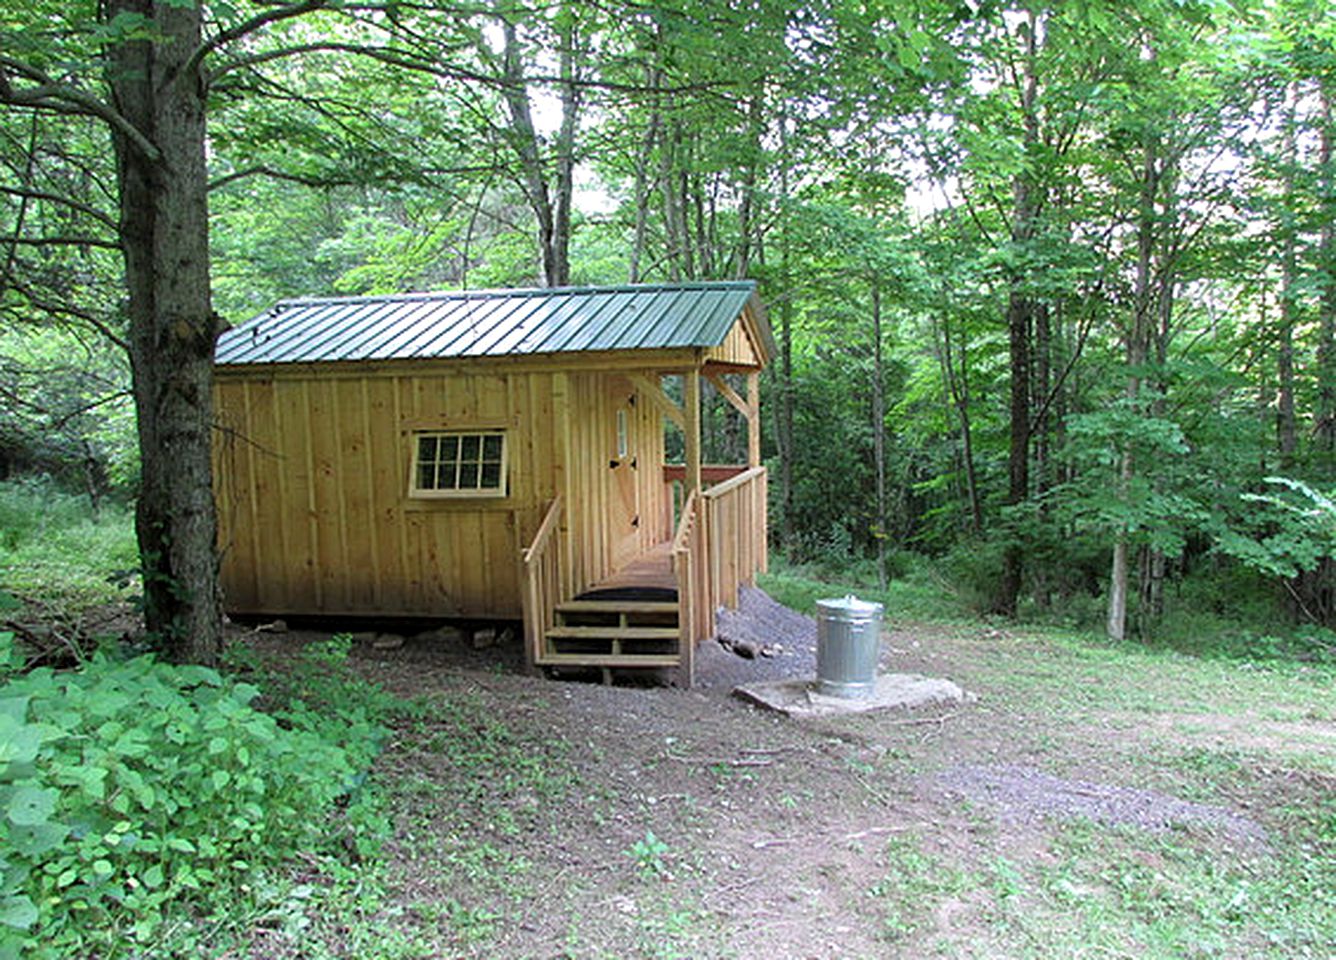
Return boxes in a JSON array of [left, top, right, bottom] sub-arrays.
[[760, 556, 976, 623], [0, 477, 138, 610]]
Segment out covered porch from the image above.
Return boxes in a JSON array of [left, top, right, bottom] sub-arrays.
[[521, 364, 768, 687]]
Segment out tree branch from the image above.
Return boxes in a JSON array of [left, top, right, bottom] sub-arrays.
[[0, 56, 161, 164]]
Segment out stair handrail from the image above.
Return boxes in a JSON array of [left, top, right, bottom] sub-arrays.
[[521, 495, 565, 670]]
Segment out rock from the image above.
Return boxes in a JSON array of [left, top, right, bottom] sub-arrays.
[[472, 627, 497, 649], [255, 619, 287, 634], [415, 625, 465, 644], [348, 631, 379, 644], [372, 633, 404, 649]]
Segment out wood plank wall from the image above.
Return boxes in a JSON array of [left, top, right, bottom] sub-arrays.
[[214, 363, 671, 620]]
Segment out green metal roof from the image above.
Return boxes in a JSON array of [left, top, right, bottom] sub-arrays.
[[216, 281, 771, 366]]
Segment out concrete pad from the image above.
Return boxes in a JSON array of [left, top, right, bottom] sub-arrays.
[[733, 672, 973, 718]]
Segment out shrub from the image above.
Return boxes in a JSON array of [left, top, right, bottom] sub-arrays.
[[0, 634, 385, 957]]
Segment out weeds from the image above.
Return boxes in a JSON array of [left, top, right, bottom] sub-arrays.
[[627, 829, 671, 879], [0, 478, 137, 612]]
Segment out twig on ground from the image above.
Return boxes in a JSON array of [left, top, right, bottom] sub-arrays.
[[882, 712, 958, 727], [667, 752, 775, 767]]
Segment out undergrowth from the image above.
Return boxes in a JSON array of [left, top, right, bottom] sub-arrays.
[[0, 632, 396, 958], [0, 478, 137, 611]]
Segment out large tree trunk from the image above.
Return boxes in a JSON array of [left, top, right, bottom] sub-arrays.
[[108, 0, 223, 663]]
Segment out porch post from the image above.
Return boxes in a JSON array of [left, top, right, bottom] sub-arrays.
[[747, 370, 761, 468], [685, 365, 702, 495]]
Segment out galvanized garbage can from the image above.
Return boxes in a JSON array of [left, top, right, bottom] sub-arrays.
[[815, 595, 884, 698]]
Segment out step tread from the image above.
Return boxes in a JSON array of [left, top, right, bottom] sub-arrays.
[[537, 653, 681, 668], [545, 625, 681, 640], [556, 600, 680, 614]]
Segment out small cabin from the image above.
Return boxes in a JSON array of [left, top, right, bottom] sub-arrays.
[[212, 281, 774, 685]]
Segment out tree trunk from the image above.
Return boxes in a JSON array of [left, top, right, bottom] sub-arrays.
[[776, 110, 795, 553], [1317, 83, 1336, 473], [997, 11, 1040, 617], [108, 0, 223, 663], [629, 65, 662, 284], [1109, 127, 1160, 642], [872, 284, 887, 589], [1278, 84, 1298, 468], [501, 18, 577, 288]]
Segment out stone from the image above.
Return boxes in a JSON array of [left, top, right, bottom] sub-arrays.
[[733, 672, 973, 718]]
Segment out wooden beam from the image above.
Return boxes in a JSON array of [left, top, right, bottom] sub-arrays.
[[705, 371, 749, 418], [685, 367, 702, 496], [747, 371, 761, 468], [629, 373, 685, 428]]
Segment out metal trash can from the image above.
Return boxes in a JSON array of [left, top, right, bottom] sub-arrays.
[[815, 595, 884, 698]]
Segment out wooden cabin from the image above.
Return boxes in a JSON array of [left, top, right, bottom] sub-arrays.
[[212, 281, 773, 685]]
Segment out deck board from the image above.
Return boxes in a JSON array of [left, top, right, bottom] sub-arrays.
[[585, 541, 676, 593]]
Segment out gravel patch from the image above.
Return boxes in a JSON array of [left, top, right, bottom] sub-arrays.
[[696, 585, 819, 690], [934, 763, 1267, 843]]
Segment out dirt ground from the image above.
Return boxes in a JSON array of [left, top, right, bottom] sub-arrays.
[[239, 594, 1334, 960]]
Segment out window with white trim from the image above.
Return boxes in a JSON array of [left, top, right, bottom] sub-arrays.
[[410, 431, 507, 498]]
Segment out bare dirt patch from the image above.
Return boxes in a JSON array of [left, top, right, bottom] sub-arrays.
[[234, 603, 1333, 959]]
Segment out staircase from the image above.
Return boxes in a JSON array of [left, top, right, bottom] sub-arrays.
[[537, 597, 682, 671]]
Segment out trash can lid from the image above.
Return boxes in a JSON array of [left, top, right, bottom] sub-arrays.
[[815, 594, 884, 620]]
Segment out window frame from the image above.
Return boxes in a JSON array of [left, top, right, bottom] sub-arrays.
[[407, 429, 508, 500]]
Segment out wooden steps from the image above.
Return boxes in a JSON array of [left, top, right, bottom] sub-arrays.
[[537, 596, 682, 670]]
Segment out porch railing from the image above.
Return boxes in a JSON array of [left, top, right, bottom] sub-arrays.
[[701, 465, 768, 614], [520, 495, 565, 670], [671, 488, 706, 686]]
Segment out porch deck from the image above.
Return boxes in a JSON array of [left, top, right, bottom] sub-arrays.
[[521, 464, 767, 687], [577, 542, 677, 598]]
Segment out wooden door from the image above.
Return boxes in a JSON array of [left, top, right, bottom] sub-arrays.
[[608, 376, 640, 570]]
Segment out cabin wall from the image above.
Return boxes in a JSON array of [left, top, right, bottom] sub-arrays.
[[214, 363, 673, 619]]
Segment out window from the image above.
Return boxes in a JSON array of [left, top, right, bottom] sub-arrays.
[[410, 431, 506, 498], [616, 408, 629, 459]]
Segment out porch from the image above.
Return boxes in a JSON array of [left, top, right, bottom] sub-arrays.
[[521, 463, 768, 686]]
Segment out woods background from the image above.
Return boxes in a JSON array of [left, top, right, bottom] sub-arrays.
[[3, 0, 1335, 655]]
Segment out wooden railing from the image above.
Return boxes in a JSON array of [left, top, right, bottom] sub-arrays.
[[671, 488, 707, 687], [520, 495, 565, 670], [701, 465, 767, 615]]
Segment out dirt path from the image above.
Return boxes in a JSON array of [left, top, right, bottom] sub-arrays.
[[246, 611, 1334, 959]]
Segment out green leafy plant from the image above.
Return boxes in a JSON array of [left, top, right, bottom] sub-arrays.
[[627, 829, 670, 879], [0, 639, 388, 957]]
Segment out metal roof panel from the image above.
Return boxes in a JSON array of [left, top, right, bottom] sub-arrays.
[[216, 281, 767, 366]]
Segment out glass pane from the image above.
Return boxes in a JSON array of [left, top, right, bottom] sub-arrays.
[[418, 436, 437, 463], [483, 434, 503, 460], [481, 462, 501, 489], [440, 435, 458, 462], [417, 463, 436, 490], [459, 462, 479, 488], [460, 434, 480, 460]]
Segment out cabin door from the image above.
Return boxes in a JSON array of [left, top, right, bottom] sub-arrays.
[[608, 376, 641, 570]]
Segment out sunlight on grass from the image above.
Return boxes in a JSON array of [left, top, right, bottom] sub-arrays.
[[0, 478, 138, 609]]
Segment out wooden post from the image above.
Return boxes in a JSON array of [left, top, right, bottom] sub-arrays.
[[685, 366, 702, 496], [746, 370, 761, 468]]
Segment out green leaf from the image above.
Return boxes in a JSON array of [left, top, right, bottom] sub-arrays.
[[0, 716, 41, 766], [91, 859, 113, 877], [8, 821, 68, 857], [6, 785, 56, 826], [0, 896, 35, 931], [142, 863, 164, 889]]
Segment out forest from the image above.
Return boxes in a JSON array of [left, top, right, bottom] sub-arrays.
[[4, 0, 1336, 659], [1, 2, 1334, 957]]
